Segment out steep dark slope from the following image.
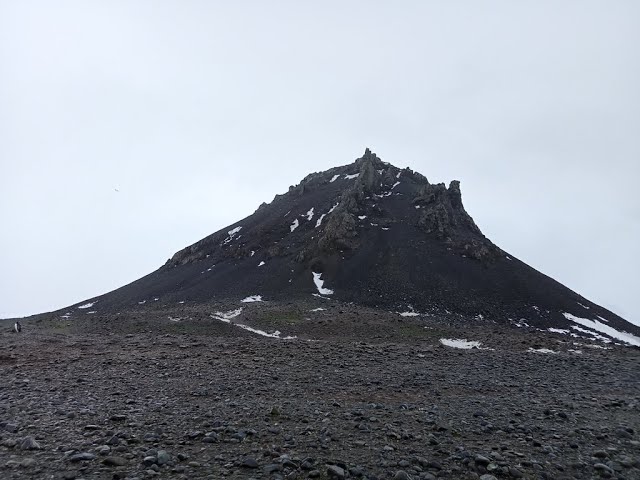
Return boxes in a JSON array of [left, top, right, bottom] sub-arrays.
[[65, 149, 639, 340]]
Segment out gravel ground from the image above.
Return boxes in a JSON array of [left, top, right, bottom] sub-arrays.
[[1, 302, 639, 480]]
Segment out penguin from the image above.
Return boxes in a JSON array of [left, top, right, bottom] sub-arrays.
[[14, 321, 21, 333]]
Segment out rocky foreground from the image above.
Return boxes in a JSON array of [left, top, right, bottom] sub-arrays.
[[1, 303, 639, 480]]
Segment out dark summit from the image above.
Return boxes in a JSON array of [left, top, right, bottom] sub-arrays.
[[75, 149, 638, 340]]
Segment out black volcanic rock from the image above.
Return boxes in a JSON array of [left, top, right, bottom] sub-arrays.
[[65, 149, 639, 341]]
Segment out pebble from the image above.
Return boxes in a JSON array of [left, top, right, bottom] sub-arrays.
[[69, 452, 96, 462], [242, 457, 259, 468], [102, 456, 127, 466], [327, 464, 346, 478], [19, 436, 41, 450], [393, 471, 412, 480]]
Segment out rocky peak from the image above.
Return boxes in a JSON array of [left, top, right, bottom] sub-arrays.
[[166, 149, 498, 268]]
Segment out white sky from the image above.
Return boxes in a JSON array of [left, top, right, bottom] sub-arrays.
[[1, 1, 639, 325]]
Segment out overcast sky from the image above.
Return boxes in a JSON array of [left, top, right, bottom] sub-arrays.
[[1, 1, 639, 325]]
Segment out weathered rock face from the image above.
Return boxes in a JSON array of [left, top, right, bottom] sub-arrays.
[[66, 149, 639, 339], [168, 148, 498, 268]]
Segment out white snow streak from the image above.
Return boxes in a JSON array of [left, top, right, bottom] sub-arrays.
[[330, 174, 340, 183], [315, 214, 326, 228], [440, 338, 483, 349], [290, 219, 299, 232], [344, 173, 359, 180], [328, 202, 339, 213], [241, 295, 263, 303], [358, 215, 367, 220], [77, 302, 95, 309], [391, 181, 400, 189], [258, 261, 265, 267], [563, 312, 640, 346], [570, 325, 610, 343], [306, 208, 314, 221], [528, 348, 557, 354], [223, 226, 242, 244], [310, 308, 326, 312], [548, 328, 570, 334], [312, 272, 334, 295], [211, 308, 243, 321], [234, 324, 296, 340], [211, 309, 295, 339], [399, 306, 420, 317]]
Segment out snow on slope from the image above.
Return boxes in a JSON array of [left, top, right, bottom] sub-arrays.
[[563, 313, 640, 346], [312, 272, 334, 295]]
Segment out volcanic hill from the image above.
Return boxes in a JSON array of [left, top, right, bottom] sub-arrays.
[[61, 149, 639, 344]]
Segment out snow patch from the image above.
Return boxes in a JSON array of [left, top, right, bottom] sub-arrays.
[[358, 215, 367, 220], [344, 173, 359, 180], [396, 171, 401, 179], [250, 250, 255, 257], [211, 309, 295, 339], [570, 325, 611, 343], [241, 295, 263, 303], [78, 302, 95, 309], [315, 214, 326, 228], [548, 328, 570, 334], [138, 300, 146, 305], [305, 208, 314, 221], [330, 174, 340, 183], [234, 324, 296, 340], [328, 202, 339, 213], [596, 315, 610, 323], [528, 348, 557, 354], [391, 181, 400, 189], [258, 261, 265, 267], [223, 226, 242, 244], [290, 219, 299, 232], [563, 312, 640, 346], [440, 338, 483, 350], [211, 308, 243, 321], [310, 308, 326, 312], [399, 306, 420, 317], [312, 272, 334, 295], [577, 302, 590, 310]]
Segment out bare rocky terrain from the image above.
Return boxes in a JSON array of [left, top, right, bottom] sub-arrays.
[[1, 302, 639, 480]]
